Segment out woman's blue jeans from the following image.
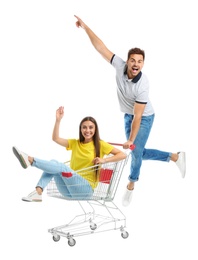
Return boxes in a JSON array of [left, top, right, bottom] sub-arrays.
[[32, 158, 93, 199], [124, 113, 171, 182]]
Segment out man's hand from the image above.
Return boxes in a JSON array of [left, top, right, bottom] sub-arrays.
[[74, 15, 86, 29], [123, 140, 133, 149]]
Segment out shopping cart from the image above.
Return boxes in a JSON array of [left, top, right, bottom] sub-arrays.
[[47, 143, 135, 246]]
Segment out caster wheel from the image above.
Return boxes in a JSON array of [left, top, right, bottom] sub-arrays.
[[121, 231, 129, 239], [68, 238, 76, 247], [53, 235, 60, 242], [90, 223, 97, 230]]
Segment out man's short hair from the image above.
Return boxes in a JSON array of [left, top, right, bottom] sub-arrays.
[[128, 47, 145, 60]]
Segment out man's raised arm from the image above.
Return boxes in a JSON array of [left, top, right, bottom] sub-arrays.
[[74, 15, 114, 63]]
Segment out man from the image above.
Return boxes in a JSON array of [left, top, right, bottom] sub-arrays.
[[74, 15, 186, 206]]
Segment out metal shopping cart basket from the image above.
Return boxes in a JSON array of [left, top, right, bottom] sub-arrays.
[[47, 143, 134, 246]]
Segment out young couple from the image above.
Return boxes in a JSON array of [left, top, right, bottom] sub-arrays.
[[12, 16, 186, 207]]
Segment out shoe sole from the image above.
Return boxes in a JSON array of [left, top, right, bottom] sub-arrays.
[[22, 198, 42, 202], [12, 147, 27, 169]]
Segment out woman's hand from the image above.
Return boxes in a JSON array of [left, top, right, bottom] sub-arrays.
[[56, 106, 64, 121], [93, 157, 106, 165]]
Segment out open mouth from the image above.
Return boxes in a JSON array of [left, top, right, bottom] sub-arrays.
[[132, 67, 139, 73]]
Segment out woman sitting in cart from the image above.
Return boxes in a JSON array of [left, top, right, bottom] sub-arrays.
[[12, 106, 127, 202]]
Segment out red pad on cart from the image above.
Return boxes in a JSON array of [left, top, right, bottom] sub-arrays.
[[99, 168, 113, 184]]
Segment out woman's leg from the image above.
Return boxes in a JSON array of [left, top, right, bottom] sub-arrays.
[[13, 147, 94, 201], [32, 158, 70, 174], [34, 159, 93, 199], [59, 172, 94, 199]]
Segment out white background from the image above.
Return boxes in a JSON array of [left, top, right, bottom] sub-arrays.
[[1, 0, 197, 259]]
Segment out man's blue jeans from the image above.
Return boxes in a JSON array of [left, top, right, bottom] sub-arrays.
[[124, 113, 171, 182]]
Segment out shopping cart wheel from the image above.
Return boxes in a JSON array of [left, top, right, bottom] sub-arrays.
[[121, 231, 129, 239], [68, 238, 76, 247], [52, 234, 60, 242], [90, 223, 97, 230]]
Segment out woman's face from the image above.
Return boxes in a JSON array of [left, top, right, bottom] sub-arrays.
[[81, 120, 96, 143]]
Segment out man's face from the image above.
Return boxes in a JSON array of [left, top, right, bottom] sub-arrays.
[[126, 54, 144, 79]]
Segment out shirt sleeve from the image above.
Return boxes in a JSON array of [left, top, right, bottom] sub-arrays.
[[135, 76, 150, 103], [100, 140, 114, 156], [111, 54, 125, 69], [66, 139, 77, 151]]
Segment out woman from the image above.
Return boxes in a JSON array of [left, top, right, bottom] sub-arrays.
[[12, 106, 127, 202]]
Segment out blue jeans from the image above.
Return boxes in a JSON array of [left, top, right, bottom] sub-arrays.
[[124, 113, 171, 182], [33, 158, 93, 199]]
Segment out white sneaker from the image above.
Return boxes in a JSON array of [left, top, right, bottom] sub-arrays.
[[175, 152, 186, 178], [22, 190, 42, 202], [122, 187, 133, 207], [12, 146, 30, 169]]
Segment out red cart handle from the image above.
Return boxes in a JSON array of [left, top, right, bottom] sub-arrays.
[[109, 142, 136, 150]]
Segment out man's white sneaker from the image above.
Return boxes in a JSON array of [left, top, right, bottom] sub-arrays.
[[122, 187, 133, 207], [175, 152, 186, 178], [22, 190, 42, 202], [12, 146, 30, 169]]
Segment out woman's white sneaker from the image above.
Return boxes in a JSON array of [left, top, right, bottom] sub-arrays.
[[12, 146, 30, 169], [22, 190, 42, 202]]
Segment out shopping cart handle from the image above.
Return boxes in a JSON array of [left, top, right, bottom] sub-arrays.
[[129, 144, 136, 150], [108, 142, 136, 150]]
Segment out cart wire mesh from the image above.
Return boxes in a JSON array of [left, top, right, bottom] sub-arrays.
[[47, 155, 129, 202], [47, 144, 134, 246]]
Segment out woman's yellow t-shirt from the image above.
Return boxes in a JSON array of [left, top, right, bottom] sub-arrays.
[[66, 140, 113, 189]]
